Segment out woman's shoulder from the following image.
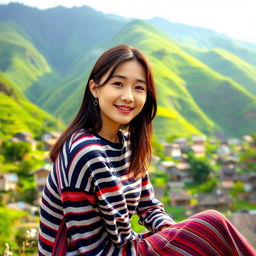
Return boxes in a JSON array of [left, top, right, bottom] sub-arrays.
[[67, 129, 105, 155]]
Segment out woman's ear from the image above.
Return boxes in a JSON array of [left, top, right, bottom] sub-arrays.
[[89, 79, 98, 97]]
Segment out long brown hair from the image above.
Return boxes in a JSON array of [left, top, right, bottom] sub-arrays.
[[50, 45, 157, 178]]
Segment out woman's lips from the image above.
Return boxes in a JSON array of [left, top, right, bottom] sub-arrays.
[[114, 105, 134, 114]]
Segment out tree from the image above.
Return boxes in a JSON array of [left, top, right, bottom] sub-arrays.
[[187, 153, 212, 183], [230, 181, 244, 197], [0, 154, 5, 166], [152, 136, 165, 159], [200, 177, 218, 193], [2, 141, 31, 161]]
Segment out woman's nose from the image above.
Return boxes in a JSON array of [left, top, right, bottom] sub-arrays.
[[121, 87, 134, 102]]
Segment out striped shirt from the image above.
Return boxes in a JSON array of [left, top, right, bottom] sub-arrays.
[[38, 130, 175, 255]]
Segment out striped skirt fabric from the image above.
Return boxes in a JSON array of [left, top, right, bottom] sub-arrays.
[[137, 210, 256, 256]]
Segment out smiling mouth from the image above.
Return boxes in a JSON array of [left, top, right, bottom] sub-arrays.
[[115, 105, 134, 113]]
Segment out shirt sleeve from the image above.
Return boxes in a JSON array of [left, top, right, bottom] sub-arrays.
[[59, 143, 106, 254], [136, 173, 176, 233]]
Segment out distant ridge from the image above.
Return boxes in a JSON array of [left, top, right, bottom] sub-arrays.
[[0, 3, 255, 138]]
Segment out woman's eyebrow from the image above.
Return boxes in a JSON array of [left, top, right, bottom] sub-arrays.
[[111, 74, 146, 84]]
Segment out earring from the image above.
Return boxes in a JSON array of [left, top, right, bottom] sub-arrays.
[[94, 97, 99, 106]]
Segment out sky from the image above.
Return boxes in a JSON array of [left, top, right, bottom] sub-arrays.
[[1, 0, 256, 43]]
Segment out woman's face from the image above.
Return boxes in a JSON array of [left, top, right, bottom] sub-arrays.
[[90, 60, 147, 132]]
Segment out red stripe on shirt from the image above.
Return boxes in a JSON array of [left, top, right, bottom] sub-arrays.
[[96, 184, 121, 196], [39, 233, 54, 246], [62, 191, 96, 204]]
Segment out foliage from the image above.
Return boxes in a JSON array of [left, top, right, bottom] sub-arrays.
[[16, 176, 37, 204], [239, 147, 256, 172], [230, 181, 245, 197], [0, 154, 5, 166], [0, 74, 62, 139], [130, 215, 146, 233], [199, 177, 218, 193], [187, 152, 213, 183], [151, 136, 165, 159], [0, 207, 27, 249], [19, 157, 43, 175], [164, 205, 186, 222], [1, 141, 31, 161], [205, 140, 219, 155]]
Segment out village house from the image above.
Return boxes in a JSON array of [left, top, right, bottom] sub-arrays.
[[43, 138, 57, 151], [249, 192, 256, 205], [31, 163, 52, 193], [226, 153, 239, 163], [162, 142, 172, 157], [153, 187, 165, 201], [173, 138, 189, 151], [193, 191, 234, 212], [170, 144, 182, 160], [234, 173, 256, 192], [157, 161, 175, 173], [158, 160, 193, 183], [217, 143, 231, 156], [220, 165, 237, 180], [175, 162, 193, 182], [232, 173, 256, 203], [162, 141, 185, 160], [219, 180, 235, 191], [191, 135, 206, 157], [168, 181, 185, 191], [0, 173, 19, 191], [151, 155, 160, 165], [227, 138, 241, 146], [242, 135, 254, 145], [42, 131, 61, 150], [13, 131, 32, 141], [169, 190, 191, 207], [11, 131, 37, 150], [7, 201, 39, 216], [42, 131, 61, 141], [216, 143, 239, 164]]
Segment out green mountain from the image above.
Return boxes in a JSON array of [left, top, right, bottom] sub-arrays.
[[149, 17, 256, 66], [0, 3, 126, 73], [100, 20, 256, 137], [0, 3, 255, 139], [181, 47, 256, 96], [0, 21, 51, 90], [0, 72, 61, 138]]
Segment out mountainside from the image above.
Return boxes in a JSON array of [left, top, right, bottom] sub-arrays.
[[101, 20, 256, 137], [0, 21, 51, 90], [181, 47, 256, 96], [0, 3, 126, 74], [149, 17, 256, 66], [0, 72, 61, 138], [0, 3, 255, 139]]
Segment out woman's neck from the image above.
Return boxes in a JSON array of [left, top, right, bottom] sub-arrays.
[[98, 128, 120, 143]]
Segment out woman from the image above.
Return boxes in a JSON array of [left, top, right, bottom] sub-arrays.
[[38, 45, 255, 255]]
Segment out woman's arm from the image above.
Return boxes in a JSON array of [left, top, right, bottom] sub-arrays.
[[136, 173, 175, 233]]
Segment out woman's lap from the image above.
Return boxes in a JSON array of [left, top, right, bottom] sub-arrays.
[[137, 210, 256, 256]]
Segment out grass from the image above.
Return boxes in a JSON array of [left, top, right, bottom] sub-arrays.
[[235, 199, 256, 211], [164, 205, 187, 222], [0, 73, 62, 138]]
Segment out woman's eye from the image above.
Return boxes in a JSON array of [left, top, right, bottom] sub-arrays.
[[135, 85, 145, 91], [113, 82, 123, 87]]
